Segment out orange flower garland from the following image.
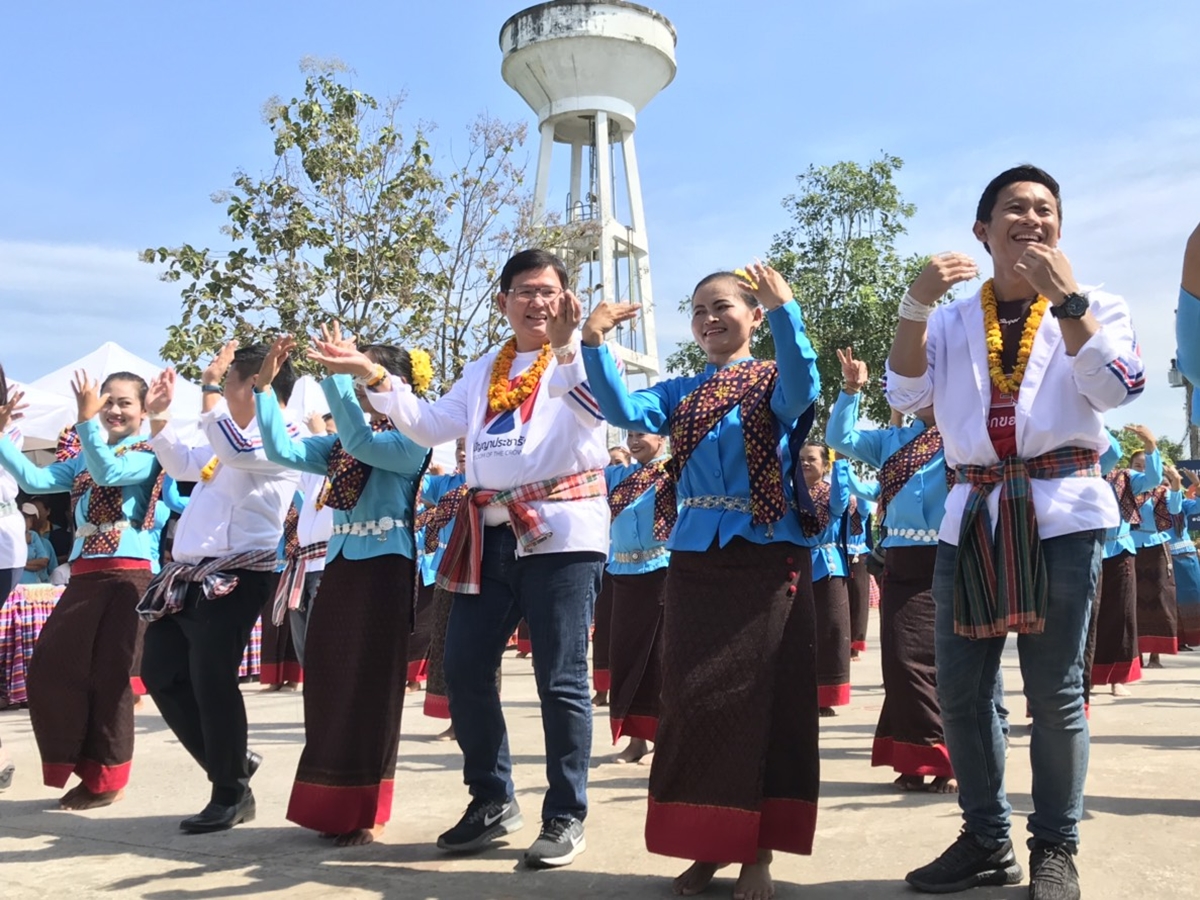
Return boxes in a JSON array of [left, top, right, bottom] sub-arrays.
[[487, 338, 553, 413], [981, 279, 1049, 395]]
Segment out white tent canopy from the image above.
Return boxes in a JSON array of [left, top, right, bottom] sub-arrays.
[[20, 341, 202, 450]]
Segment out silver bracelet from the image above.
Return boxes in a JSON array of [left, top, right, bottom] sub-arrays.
[[898, 291, 936, 323]]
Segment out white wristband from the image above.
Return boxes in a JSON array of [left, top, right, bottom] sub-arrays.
[[898, 292, 936, 323], [148, 410, 172, 423], [551, 338, 579, 359]]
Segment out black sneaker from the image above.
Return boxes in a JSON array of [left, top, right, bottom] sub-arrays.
[[1029, 841, 1080, 900], [436, 797, 523, 853], [524, 816, 586, 869], [906, 830, 1024, 893]]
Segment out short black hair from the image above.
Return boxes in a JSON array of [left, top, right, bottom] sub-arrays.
[[101, 371, 149, 404], [232, 343, 296, 404], [499, 249, 569, 293], [692, 271, 758, 308], [0, 362, 7, 407], [361, 344, 415, 392], [975, 165, 1063, 226]]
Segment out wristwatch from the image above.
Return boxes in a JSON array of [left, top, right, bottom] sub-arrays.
[[1050, 292, 1090, 320]]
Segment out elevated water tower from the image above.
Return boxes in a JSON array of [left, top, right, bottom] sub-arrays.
[[500, 1, 676, 384]]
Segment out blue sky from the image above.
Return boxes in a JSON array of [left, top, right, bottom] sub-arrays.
[[3, 0, 1198, 441]]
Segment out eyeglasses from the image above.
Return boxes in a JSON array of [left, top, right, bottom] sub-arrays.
[[509, 288, 562, 301]]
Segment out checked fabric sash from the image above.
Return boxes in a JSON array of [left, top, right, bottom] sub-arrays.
[[270, 500, 329, 625], [954, 446, 1101, 639]]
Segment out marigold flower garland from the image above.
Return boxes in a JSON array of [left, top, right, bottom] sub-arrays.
[[981, 279, 1049, 395], [408, 349, 434, 395], [200, 456, 221, 482], [488, 338, 553, 413]]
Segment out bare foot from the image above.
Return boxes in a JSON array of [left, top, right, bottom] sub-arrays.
[[1146, 654, 1164, 669], [592, 690, 609, 707], [436, 725, 456, 741], [615, 738, 649, 764], [280, 682, 299, 692], [637, 750, 655, 767], [850, 649, 861, 660], [334, 824, 384, 846], [516, 651, 530, 659], [893, 774, 926, 791], [734, 850, 774, 900], [673, 861, 727, 896], [406, 680, 420, 694], [59, 785, 124, 810], [1111, 682, 1131, 697], [260, 683, 282, 692], [133, 695, 144, 709], [819, 707, 837, 718], [0, 755, 14, 791], [928, 776, 958, 794]]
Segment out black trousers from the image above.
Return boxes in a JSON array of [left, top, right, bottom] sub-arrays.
[[141, 569, 273, 805]]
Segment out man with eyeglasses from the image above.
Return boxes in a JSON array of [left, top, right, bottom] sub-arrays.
[[310, 248, 609, 868]]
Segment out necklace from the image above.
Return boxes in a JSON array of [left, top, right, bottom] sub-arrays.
[[982, 279, 1049, 395], [487, 338, 553, 413]]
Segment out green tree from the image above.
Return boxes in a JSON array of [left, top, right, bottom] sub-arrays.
[[666, 155, 927, 432], [1109, 425, 1184, 467]]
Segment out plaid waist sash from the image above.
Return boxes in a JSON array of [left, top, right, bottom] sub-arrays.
[[437, 469, 607, 595], [270, 541, 329, 625], [954, 446, 1101, 639], [136, 549, 279, 622]]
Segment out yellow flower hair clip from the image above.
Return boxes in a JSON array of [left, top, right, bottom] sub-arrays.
[[408, 348, 434, 395], [733, 268, 759, 291]]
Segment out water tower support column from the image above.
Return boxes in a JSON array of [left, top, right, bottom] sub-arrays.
[[533, 121, 555, 220], [594, 110, 614, 305]]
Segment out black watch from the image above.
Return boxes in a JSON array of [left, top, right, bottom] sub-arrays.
[[1050, 292, 1089, 320]]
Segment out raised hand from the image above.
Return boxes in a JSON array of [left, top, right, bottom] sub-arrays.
[[202, 340, 240, 388], [1181, 466, 1200, 486], [308, 336, 375, 379], [146, 369, 176, 415], [908, 253, 979, 306], [318, 321, 357, 353], [0, 389, 28, 431], [738, 261, 792, 311], [305, 411, 326, 435], [582, 301, 642, 348], [1165, 465, 1183, 491], [258, 336, 297, 391], [547, 290, 583, 349], [1125, 423, 1157, 452], [71, 370, 108, 424], [1013, 244, 1079, 304], [837, 347, 869, 393]]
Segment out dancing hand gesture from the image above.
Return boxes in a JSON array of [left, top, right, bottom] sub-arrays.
[[202, 340, 240, 388], [308, 322, 375, 379], [737, 261, 792, 311], [908, 253, 979, 306], [1125, 424, 1157, 453], [546, 290, 583, 349], [0, 389, 28, 432], [72, 370, 108, 424], [582, 301, 641, 348], [258, 336, 297, 392], [146, 369, 176, 415], [1165, 465, 1183, 491], [837, 347, 869, 393]]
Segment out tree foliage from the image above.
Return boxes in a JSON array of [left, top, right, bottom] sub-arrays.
[[143, 61, 593, 389], [1109, 426, 1185, 468], [666, 154, 926, 433]]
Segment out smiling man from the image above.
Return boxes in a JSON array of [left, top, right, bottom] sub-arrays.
[[886, 166, 1144, 900], [310, 248, 609, 869]]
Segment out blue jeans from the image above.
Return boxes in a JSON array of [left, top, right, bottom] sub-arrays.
[[444, 526, 603, 823], [933, 529, 1102, 850]]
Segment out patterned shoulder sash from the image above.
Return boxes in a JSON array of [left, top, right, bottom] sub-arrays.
[[660, 360, 787, 535], [1133, 484, 1172, 532], [1105, 469, 1141, 525], [799, 479, 831, 537], [608, 461, 673, 539], [64, 434, 164, 556], [877, 425, 952, 522], [318, 419, 395, 511]]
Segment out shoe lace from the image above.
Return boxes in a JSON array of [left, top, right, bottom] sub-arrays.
[[1031, 844, 1074, 883], [936, 831, 990, 870], [539, 817, 574, 841], [461, 797, 494, 824]]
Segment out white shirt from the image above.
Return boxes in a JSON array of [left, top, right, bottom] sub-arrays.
[[886, 287, 1145, 544], [369, 349, 610, 557], [297, 470, 334, 573], [0, 425, 25, 569], [151, 400, 300, 565]]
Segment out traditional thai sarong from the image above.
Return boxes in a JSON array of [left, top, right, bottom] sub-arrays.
[[848, 555, 870, 653], [515, 619, 532, 655], [1171, 547, 1200, 646], [812, 574, 851, 707], [407, 581, 435, 684], [592, 572, 613, 692], [1135, 544, 1178, 654], [287, 555, 412, 833], [1091, 552, 1141, 686], [608, 569, 666, 743], [871, 546, 952, 778], [260, 610, 304, 686], [647, 539, 818, 863], [28, 560, 152, 792], [423, 586, 454, 719]]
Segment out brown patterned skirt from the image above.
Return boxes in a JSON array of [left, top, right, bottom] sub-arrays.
[[813, 574, 851, 707], [423, 586, 454, 719], [1091, 552, 1142, 685], [646, 539, 818, 863], [848, 555, 870, 652], [260, 606, 303, 686], [28, 563, 151, 792], [871, 546, 951, 779], [1135, 544, 1177, 655], [608, 568, 666, 743], [287, 554, 412, 833], [592, 572, 614, 692], [407, 581, 436, 684]]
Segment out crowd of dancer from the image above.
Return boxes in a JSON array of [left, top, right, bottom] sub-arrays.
[[0, 163, 1196, 900]]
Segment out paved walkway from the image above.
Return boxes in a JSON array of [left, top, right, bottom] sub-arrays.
[[1, 618, 1198, 898]]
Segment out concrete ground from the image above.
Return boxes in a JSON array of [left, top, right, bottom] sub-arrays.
[[1, 618, 1198, 899]]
